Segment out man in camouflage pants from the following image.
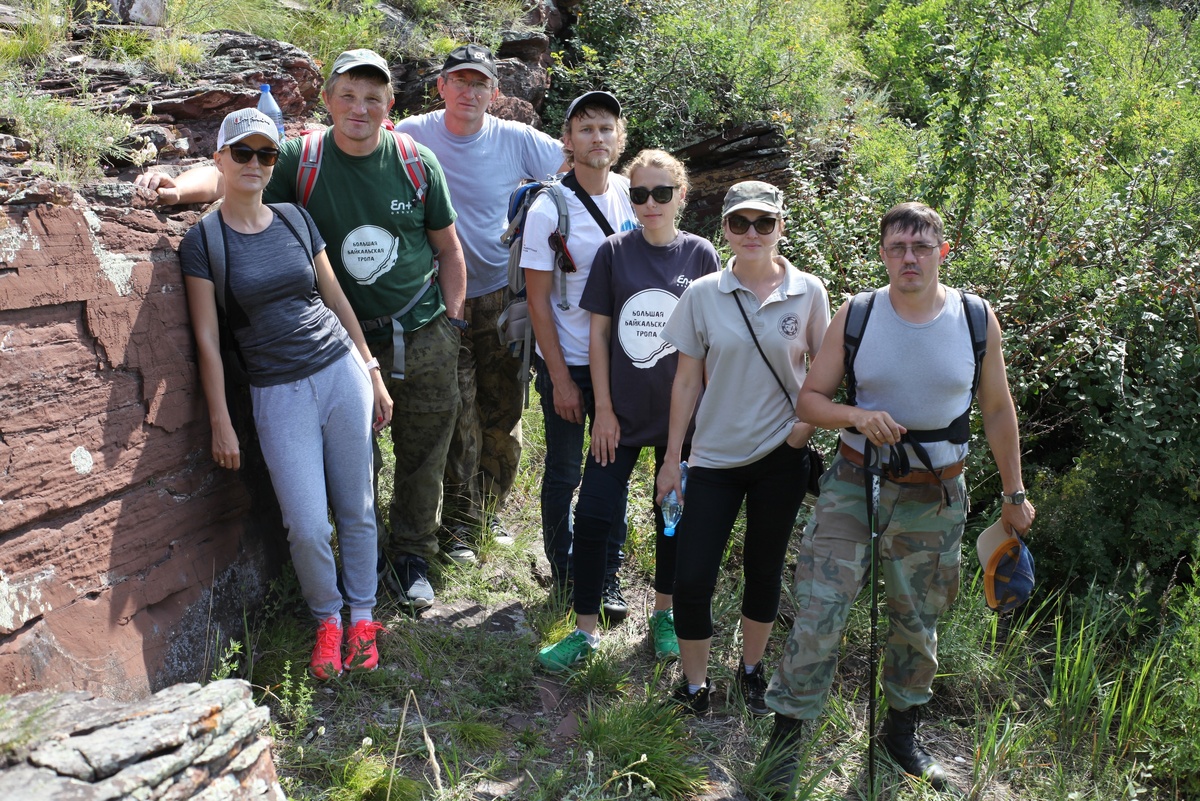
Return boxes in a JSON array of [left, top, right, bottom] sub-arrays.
[[756, 202, 1035, 796]]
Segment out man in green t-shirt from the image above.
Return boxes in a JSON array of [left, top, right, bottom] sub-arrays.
[[137, 49, 468, 611]]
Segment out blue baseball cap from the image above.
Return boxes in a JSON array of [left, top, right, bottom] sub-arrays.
[[978, 520, 1035, 613]]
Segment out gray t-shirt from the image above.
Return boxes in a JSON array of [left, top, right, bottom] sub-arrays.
[[662, 258, 831, 468], [840, 285, 973, 468], [179, 206, 354, 387], [580, 229, 720, 446], [396, 111, 564, 298]]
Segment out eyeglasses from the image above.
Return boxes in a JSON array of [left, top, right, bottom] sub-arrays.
[[726, 214, 778, 235], [548, 231, 576, 273], [882, 242, 941, 259], [227, 144, 279, 166], [629, 185, 677, 205], [446, 75, 494, 94]]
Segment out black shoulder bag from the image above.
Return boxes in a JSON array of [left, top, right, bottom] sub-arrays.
[[732, 291, 825, 498]]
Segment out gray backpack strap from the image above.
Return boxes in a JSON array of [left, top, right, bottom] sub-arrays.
[[197, 211, 226, 311], [268, 202, 313, 259], [543, 181, 571, 311]]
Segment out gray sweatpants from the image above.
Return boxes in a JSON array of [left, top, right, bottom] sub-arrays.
[[252, 350, 378, 620]]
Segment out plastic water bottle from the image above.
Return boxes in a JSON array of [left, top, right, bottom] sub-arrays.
[[662, 461, 688, 537], [257, 84, 285, 139]]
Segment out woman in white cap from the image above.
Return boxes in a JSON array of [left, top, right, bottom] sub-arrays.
[[178, 107, 392, 680], [656, 180, 830, 715]]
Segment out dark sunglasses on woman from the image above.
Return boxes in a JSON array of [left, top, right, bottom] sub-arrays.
[[227, 144, 280, 166], [629, 185, 677, 205], [726, 214, 778, 235]]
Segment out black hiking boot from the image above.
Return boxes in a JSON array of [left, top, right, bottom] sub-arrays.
[[757, 713, 812, 800], [881, 705, 950, 791]]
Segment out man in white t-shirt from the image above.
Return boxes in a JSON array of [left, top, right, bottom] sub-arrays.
[[521, 91, 639, 618], [396, 45, 564, 559]]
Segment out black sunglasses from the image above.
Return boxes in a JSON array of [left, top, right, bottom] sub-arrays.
[[548, 231, 577, 273], [629, 185, 677, 205], [227, 144, 280, 166], [726, 214, 778, 235]]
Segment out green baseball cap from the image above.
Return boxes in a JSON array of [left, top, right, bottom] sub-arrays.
[[722, 181, 785, 217]]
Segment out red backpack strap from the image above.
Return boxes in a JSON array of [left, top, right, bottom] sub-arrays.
[[391, 130, 427, 204], [295, 130, 325, 207]]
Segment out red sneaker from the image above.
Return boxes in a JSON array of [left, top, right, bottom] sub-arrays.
[[344, 620, 385, 672], [310, 617, 343, 680]]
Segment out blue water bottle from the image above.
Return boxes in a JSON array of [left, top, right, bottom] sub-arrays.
[[662, 461, 688, 537], [257, 84, 285, 139]]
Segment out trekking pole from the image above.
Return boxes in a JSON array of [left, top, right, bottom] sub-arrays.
[[864, 441, 883, 801]]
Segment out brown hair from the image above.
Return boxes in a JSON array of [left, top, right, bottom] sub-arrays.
[[560, 105, 627, 167], [879, 202, 945, 243]]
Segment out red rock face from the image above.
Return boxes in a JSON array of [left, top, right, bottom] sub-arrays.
[[0, 193, 284, 700]]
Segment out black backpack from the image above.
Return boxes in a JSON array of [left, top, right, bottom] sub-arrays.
[[841, 288, 989, 471]]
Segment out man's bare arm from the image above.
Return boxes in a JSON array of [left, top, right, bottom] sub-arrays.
[[134, 165, 223, 205]]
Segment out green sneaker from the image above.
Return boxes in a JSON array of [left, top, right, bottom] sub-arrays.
[[538, 630, 594, 673], [649, 609, 680, 661]]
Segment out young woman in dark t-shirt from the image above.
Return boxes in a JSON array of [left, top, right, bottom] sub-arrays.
[[536, 150, 719, 673], [179, 109, 392, 681]]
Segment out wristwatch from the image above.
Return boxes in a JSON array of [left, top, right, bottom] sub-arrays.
[[1001, 489, 1027, 505], [447, 317, 469, 332]]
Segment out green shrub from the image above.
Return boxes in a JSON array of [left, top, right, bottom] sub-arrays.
[[0, 88, 131, 182], [555, 0, 857, 153]]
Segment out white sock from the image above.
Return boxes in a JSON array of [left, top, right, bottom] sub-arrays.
[[350, 608, 373, 626], [322, 615, 341, 628], [744, 662, 757, 675], [578, 628, 600, 647], [688, 681, 705, 694]]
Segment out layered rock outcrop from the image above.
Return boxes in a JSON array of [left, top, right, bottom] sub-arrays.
[[0, 679, 282, 800]]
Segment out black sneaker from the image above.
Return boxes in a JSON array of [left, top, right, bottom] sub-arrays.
[[600, 574, 628, 624], [441, 525, 477, 565], [487, 515, 515, 546], [670, 678, 711, 716], [383, 554, 434, 610], [738, 660, 770, 717]]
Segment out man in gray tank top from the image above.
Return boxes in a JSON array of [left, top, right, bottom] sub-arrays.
[[757, 202, 1036, 795]]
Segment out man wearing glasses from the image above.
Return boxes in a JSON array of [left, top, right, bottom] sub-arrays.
[[520, 92, 639, 615], [136, 49, 468, 612], [756, 202, 1036, 796], [395, 45, 565, 562]]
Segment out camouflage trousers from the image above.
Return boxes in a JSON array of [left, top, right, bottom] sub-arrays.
[[369, 315, 461, 561], [765, 454, 968, 719], [442, 288, 525, 530]]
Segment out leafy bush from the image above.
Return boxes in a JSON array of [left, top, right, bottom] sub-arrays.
[[554, 0, 857, 153]]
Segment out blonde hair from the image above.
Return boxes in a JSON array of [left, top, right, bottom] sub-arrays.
[[623, 149, 689, 211]]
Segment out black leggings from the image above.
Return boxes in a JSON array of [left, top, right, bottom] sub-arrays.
[[572, 444, 687, 616], [672, 441, 811, 641]]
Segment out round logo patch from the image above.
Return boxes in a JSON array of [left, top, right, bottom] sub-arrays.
[[341, 225, 399, 285], [617, 288, 679, 369], [778, 313, 800, 340]]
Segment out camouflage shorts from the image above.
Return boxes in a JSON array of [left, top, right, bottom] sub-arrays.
[[765, 454, 969, 719]]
